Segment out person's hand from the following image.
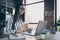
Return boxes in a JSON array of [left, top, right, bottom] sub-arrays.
[[14, 29, 23, 34], [14, 30, 20, 34], [27, 28, 32, 33]]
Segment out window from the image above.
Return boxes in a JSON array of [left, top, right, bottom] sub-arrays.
[[57, 0, 60, 31], [25, 0, 44, 29], [26, 0, 44, 4], [57, 0, 60, 21]]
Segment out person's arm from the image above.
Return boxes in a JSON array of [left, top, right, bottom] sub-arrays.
[[15, 22, 32, 34], [15, 22, 28, 34]]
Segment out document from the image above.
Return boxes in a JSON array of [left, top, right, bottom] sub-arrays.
[[9, 34, 25, 40]]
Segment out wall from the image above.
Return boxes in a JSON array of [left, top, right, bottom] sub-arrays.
[[44, 0, 54, 29]]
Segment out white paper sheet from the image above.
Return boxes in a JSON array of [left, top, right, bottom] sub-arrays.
[[9, 34, 25, 40]]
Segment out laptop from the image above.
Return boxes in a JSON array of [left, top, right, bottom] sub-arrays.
[[23, 21, 47, 36]]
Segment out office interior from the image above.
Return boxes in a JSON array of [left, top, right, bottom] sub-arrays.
[[0, 0, 60, 40]]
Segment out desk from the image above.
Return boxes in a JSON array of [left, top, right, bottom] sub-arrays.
[[53, 32, 60, 40], [24, 35, 36, 40], [0, 34, 8, 40], [0, 32, 60, 40], [9, 34, 44, 40]]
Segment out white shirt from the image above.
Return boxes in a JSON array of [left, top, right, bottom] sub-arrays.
[[5, 16, 23, 34]]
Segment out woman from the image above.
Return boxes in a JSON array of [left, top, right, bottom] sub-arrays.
[[6, 4, 32, 34]]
